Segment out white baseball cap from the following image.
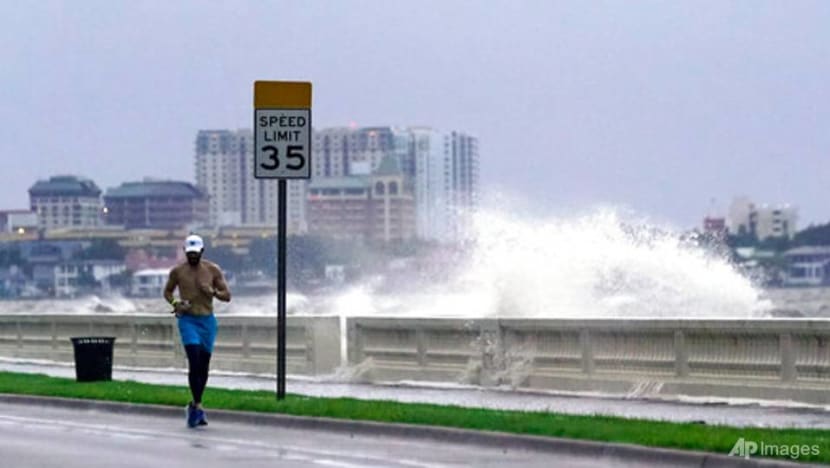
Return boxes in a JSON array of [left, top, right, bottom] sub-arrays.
[[184, 234, 204, 253]]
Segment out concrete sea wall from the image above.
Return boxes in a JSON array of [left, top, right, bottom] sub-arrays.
[[0, 315, 341, 376], [2, 314, 830, 405], [347, 318, 830, 404]]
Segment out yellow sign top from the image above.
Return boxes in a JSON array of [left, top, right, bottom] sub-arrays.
[[254, 81, 312, 109]]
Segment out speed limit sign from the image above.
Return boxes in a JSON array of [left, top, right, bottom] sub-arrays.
[[253, 81, 312, 179], [253, 81, 312, 401]]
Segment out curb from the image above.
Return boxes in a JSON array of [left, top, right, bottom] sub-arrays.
[[0, 393, 816, 468]]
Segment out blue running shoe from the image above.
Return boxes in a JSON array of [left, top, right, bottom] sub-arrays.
[[186, 402, 199, 428], [196, 408, 208, 426]]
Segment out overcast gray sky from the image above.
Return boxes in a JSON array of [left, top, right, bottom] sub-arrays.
[[1, 1, 828, 229]]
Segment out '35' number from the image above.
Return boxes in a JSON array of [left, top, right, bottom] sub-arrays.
[[260, 145, 305, 171]]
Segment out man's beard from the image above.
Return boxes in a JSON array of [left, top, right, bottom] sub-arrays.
[[187, 256, 200, 266]]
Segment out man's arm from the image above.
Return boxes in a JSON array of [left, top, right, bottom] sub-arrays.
[[163, 269, 178, 305], [212, 267, 232, 302]]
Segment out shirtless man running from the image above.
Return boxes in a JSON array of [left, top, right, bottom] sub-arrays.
[[163, 234, 231, 428]]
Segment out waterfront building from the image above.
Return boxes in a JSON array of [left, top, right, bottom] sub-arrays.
[[0, 210, 38, 234], [728, 197, 797, 240], [28, 175, 102, 231], [312, 126, 479, 243], [103, 179, 209, 230], [783, 246, 830, 287], [410, 128, 479, 243], [307, 155, 415, 243]]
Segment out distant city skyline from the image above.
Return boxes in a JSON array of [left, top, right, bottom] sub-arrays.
[[2, 1, 828, 229]]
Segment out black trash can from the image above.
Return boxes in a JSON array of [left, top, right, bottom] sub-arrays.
[[70, 337, 115, 382]]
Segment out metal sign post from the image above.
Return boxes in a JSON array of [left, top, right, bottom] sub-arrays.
[[277, 179, 287, 399], [253, 81, 312, 400]]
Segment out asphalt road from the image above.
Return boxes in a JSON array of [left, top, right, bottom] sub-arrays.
[[0, 400, 683, 468]]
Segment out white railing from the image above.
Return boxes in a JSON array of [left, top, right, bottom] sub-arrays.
[[0, 315, 341, 376], [346, 318, 830, 404]]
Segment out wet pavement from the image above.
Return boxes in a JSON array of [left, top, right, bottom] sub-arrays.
[[1, 400, 670, 468]]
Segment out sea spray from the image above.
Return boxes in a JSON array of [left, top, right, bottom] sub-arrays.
[[327, 208, 770, 318]]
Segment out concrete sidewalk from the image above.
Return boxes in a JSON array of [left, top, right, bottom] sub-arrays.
[[1, 358, 829, 429]]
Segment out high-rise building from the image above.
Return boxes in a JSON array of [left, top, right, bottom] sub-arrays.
[[29, 175, 102, 231], [727, 196, 754, 236], [195, 130, 245, 226], [103, 179, 209, 230], [410, 128, 479, 243], [195, 130, 306, 233], [312, 126, 410, 178], [195, 125, 478, 242], [312, 126, 479, 243], [752, 205, 797, 240], [727, 196, 797, 240]]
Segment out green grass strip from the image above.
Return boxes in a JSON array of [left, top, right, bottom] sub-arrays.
[[0, 370, 828, 464]]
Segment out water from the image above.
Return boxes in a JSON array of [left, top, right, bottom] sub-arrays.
[[320, 208, 771, 318], [0, 208, 786, 318]]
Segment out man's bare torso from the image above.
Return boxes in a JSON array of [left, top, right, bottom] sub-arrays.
[[166, 260, 226, 315]]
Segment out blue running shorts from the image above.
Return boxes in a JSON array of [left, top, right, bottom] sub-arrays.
[[177, 313, 218, 353]]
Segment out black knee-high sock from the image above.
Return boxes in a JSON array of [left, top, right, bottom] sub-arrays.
[[184, 345, 211, 404]]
